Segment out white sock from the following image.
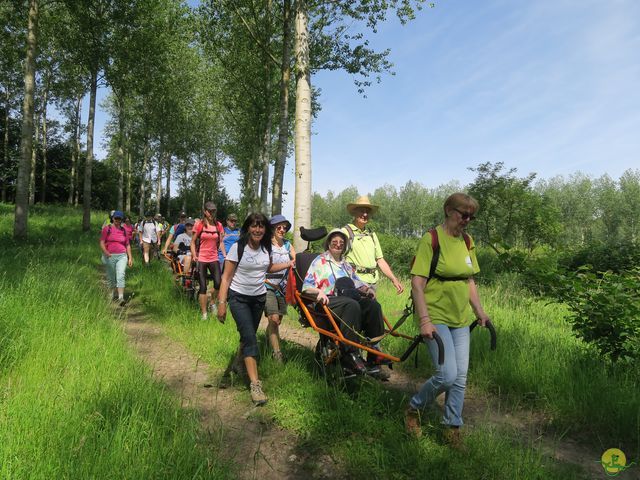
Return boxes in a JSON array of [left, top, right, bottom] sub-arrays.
[[202, 312, 208, 320]]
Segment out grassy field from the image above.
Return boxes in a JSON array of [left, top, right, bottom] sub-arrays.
[[3, 204, 638, 479], [124, 237, 640, 478], [0, 204, 232, 479]]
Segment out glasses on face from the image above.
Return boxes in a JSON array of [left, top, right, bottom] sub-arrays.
[[206, 209, 216, 215], [228, 219, 236, 224], [453, 208, 476, 221], [275, 224, 288, 231], [329, 241, 345, 248], [113, 217, 123, 221], [356, 209, 370, 217]]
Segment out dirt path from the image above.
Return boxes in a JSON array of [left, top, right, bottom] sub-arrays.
[[119, 308, 341, 480], [273, 320, 609, 479]]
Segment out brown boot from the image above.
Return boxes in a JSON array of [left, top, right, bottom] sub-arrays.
[[442, 427, 466, 451], [404, 407, 422, 438]]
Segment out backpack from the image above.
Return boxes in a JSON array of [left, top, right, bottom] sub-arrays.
[[426, 227, 472, 281], [344, 223, 374, 244]]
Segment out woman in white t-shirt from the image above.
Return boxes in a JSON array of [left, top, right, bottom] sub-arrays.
[[138, 213, 160, 265], [217, 213, 293, 406]]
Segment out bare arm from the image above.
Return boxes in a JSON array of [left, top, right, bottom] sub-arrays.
[[377, 257, 404, 294], [469, 278, 490, 325], [100, 239, 110, 257], [216, 260, 237, 323], [411, 275, 435, 338], [162, 233, 174, 254], [302, 286, 329, 305], [126, 244, 133, 267], [190, 231, 200, 261]]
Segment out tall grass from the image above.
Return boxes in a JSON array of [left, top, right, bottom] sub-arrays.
[[377, 275, 639, 453], [0, 204, 231, 479], [130, 245, 585, 478]]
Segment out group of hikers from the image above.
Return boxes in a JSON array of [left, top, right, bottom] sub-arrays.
[[99, 192, 491, 447]]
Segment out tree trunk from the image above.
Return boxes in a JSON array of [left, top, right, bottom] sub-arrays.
[[13, 0, 38, 238], [82, 69, 98, 232], [155, 143, 163, 215], [139, 134, 149, 217], [29, 106, 40, 206], [116, 103, 124, 211], [68, 97, 79, 204], [271, 0, 292, 216], [165, 154, 171, 217], [125, 149, 131, 213], [40, 78, 49, 204], [2, 89, 10, 203], [293, 0, 311, 251], [73, 98, 81, 207], [259, 112, 272, 213]]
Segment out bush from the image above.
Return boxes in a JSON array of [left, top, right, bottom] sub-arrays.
[[550, 267, 640, 363], [376, 233, 419, 277], [559, 239, 640, 273]]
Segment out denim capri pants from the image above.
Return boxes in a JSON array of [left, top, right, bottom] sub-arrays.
[[228, 289, 266, 358], [105, 253, 128, 289]]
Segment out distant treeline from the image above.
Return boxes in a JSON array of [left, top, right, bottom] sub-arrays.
[[312, 162, 640, 252]]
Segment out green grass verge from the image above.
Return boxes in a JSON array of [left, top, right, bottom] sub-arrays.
[[0, 204, 231, 479], [377, 276, 639, 453], [129, 245, 590, 478]]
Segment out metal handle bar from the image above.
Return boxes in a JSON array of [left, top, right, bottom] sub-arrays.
[[469, 319, 497, 350], [400, 332, 445, 365]]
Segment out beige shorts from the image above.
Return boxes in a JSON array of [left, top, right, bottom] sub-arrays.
[[264, 289, 287, 317]]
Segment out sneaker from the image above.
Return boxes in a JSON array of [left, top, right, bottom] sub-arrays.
[[118, 297, 127, 307], [404, 407, 422, 438], [272, 350, 284, 364], [442, 427, 466, 451], [201, 313, 208, 321], [341, 352, 367, 375], [371, 364, 391, 381], [367, 345, 393, 367], [250, 380, 268, 406]]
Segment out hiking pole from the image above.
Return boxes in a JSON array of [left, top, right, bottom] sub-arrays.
[[469, 319, 497, 350], [400, 332, 445, 365]]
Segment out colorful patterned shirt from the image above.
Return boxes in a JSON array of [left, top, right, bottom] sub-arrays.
[[302, 251, 366, 295]]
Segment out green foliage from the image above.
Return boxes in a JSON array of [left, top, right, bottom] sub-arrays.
[[376, 233, 418, 277], [551, 267, 640, 363], [0, 204, 231, 479]]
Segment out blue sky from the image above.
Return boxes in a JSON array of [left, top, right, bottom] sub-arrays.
[[88, 0, 640, 220]]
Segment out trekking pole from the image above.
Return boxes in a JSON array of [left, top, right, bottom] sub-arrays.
[[469, 319, 497, 350]]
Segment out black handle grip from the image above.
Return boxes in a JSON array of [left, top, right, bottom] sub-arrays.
[[470, 319, 497, 350], [400, 333, 445, 365]]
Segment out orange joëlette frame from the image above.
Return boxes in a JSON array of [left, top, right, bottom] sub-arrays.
[[295, 290, 412, 363]]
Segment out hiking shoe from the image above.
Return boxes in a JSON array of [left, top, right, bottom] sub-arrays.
[[367, 345, 393, 367], [250, 381, 268, 406], [404, 407, 422, 438], [443, 427, 466, 451], [231, 354, 245, 375], [371, 364, 391, 381], [341, 352, 367, 375], [201, 312, 208, 321], [272, 350, 284, 364]]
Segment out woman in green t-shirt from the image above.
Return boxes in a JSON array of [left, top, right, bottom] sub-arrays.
[[404, 193, 491, 448]]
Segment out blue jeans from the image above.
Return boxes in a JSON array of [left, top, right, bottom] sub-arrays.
[[409, 324, 470, 427], [228, 290, 266, 358], [105, 253, 128, 289]]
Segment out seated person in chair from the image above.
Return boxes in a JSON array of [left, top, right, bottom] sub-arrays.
[[302, 228, 387, 376], [173, 218, 195, 275]]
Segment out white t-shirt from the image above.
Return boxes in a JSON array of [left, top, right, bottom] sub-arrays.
[[174, 232, 192, 250], [226, 242, 270, 296], [139, 220, 159, 243]]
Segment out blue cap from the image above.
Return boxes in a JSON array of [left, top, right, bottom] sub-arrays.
[[112, 210, 124, 219], [269, 214, 291, 231]]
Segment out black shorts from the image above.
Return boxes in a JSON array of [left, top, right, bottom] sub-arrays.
[[197, 261, 221, 294]]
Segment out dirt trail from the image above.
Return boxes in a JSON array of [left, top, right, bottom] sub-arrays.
[[273, 321, 610, 479], [120, 308, 341, 480]]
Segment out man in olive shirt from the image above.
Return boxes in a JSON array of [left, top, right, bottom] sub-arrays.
[[342, 195, 404, 295]]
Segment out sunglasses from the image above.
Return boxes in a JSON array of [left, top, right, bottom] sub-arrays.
[[453, 208, 476, 221], [274, 224, 288, 231], [329, 241, 345, 247]]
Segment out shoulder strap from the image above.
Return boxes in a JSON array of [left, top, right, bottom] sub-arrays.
[[344, 224, 355, 243], [428, 228, 440, 279], [237, 241, 246, 264], [462, 232, 471, 251]]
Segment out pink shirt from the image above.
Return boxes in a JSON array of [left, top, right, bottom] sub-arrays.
[[193, 220, 222, 262], [123, 224, 134, 242], [101, 225, 130, 254]]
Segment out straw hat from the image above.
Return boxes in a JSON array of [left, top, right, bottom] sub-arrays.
[[346, 195, 379, 216]]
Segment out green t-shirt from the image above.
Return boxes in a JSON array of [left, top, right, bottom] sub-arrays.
[[411, 225, 480, 327], [342, 224, 383, 285]]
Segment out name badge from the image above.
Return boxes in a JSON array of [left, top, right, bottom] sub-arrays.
[[465, 256, 473, 268]]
